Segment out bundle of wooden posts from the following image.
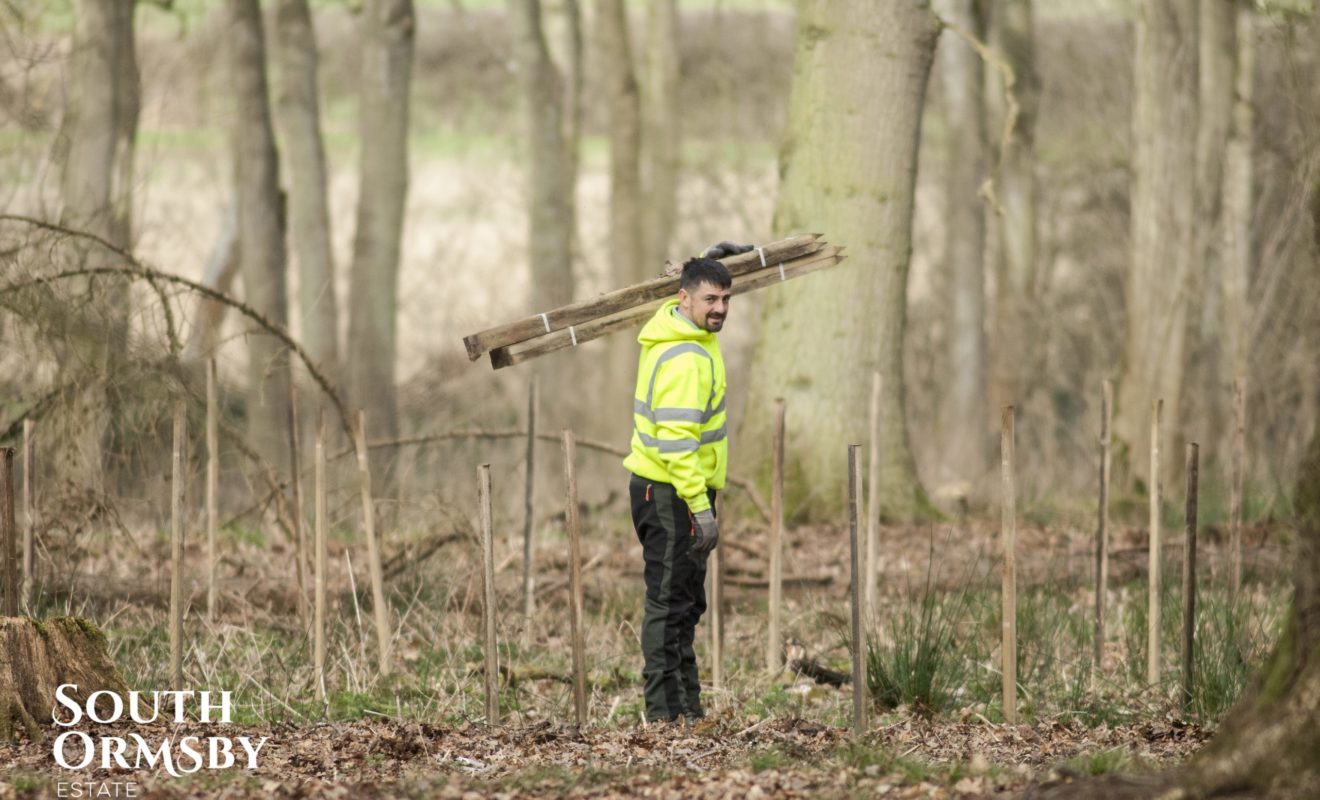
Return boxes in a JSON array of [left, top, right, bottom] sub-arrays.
[[463, 234, 845, 369]]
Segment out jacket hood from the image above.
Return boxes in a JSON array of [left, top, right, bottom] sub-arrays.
[[637, 298, 715, 346]]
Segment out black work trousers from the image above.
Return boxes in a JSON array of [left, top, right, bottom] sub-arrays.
[[629, 473, 714, 723]]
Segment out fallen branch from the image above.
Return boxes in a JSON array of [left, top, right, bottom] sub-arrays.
[[723, 573, 834, 590]]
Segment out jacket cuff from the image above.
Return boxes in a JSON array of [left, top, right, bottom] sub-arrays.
[[684, 493, 711, 514]]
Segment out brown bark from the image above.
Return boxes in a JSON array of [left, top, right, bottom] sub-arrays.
[[1113, 0, 1199, 491], [986, 0, 1040, 415], [275, 0, 340, 391], [937, 0, 990, 479], [1189, 0, 1237, 469], [740, 0, 939, 521], [507, 0, 580, 430], [228, 0, 293, 473], [1220, 6, 1254, 443], [347, 0, 414, 458], [643, 0, 680, 267], [56, 0, 140, 491], [0, 617, 125, 741], [597, 0, 647, 440]]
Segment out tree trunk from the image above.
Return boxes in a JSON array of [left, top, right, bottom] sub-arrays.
[[0, 617, 125, 741], [597, 0, 647, 439], [275, 0, 340, 392], [507, 0, 582, 431], [56, 0, 139, 492], [643, 0, 680, 266], [936, 0, 989, 481], [739, 0, 939, 521], [1220, 5, 1254, 438], [1187, 0, 1236, 470], [228, 0, 293, 473], [183, 194, 240, 364], [347, 0, 414, 461], [986, 0, 1040, 416], [1113, 1, 1198, 491]]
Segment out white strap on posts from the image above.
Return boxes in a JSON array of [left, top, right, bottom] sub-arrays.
[[758, 246, 784, 281], [569, 326, 578, 347], [540, 313, 551, 333]]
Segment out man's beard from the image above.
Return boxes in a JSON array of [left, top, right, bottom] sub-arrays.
[[705, 316, 725, 332]]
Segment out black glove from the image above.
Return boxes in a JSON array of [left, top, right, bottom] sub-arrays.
[[691, 508, 719, 554], [701, 241, 755, 260]]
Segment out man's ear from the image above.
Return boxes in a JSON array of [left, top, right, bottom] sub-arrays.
[[676, 287, 689, 305]]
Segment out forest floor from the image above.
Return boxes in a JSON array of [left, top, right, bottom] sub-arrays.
[[0, 497, 1287, 798]]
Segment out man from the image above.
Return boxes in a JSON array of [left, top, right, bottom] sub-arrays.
[[623, 242, 751, 725]]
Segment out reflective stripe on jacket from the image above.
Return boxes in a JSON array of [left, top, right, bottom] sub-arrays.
[[623, 299, 728, 513]]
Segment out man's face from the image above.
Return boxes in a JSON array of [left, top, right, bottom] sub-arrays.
[[678, 281, 732, 333]]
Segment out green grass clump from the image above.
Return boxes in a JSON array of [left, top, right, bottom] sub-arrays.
[[865, 539, 977, 714]]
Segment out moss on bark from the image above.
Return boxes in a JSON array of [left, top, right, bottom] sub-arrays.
[[0, 616, 125, 742]]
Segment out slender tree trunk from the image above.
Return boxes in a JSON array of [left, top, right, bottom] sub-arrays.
[[275, 0, 340, 391], [56, 0, 139, 491], [937, 0, 989, 480], [740, 0, 939, 521], [986, 0, 1039, 414], [347, 0, 414, 460], [228, 0, 293, 472], [1221, 5, 1254, 436], [643, 0, 680, 266], [507, 0, 580, 429], [1189, 0, 1236, 468], [597, 0, 646, 437], [183, 195, 240, 364], [1114, 1, 1198, 490]]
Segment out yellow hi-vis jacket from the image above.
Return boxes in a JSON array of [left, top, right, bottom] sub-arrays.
[[623, 299, 728, 514]]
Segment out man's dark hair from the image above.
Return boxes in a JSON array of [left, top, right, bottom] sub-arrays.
[[679, 257, 732, 291]]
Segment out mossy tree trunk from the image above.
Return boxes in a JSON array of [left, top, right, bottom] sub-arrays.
[[0, 617, 126, 741], [738, 0, 940, 521]]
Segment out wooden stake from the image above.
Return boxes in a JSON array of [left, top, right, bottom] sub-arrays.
[[1182, 442, 1199, 712], [315, 409, 328, 702], [1230, 377, 1245, 598], [465, 235, 824, 359], [1, 447, 17, 617], [170, 403, 186, 688], [522, 376, 538, 619], [478, 463, 499, 725], [22, 419, 34, 611], [847, 444, 867, 735], [767, 398, 786, 674], [488, 249, 845, 369], [562, 431, 588, 727], [1149, 398, 1163, 688], [1001, 407, 1017, 724], [206, 359, 218, 624], [353, 410, 393, 676], [287, 385, 308, 626], [710, 494, 725, 689], [865, 372, 882, 623], [1094, 380, 1112, 671]]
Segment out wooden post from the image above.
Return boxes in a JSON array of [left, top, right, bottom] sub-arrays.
[[287, 385, 308, 626], [314, 409, 328, 702], [710, 494, 725, 689], [865, 372, 882, 622], [1001, 406, 1017, 724], [522, 376, 538, 619], [847, 444, 867, 735], [767, 398, 786, 674], [1094, 380, 1113, 671], [562, 431, 588, 727], [353, 410, 393, 676], [206, 359, 219, 623], [1230, 377, 1245, 598], [1, 447, 17, 617], [22, 419, 34, 611], [1182, 442, 1199, 711], [1149, 398, 1163, 688], [169, 403, 186, 687], [478, 463, 500, 725]]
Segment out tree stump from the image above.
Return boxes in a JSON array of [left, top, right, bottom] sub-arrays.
[[0, 616, 126, 742]]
